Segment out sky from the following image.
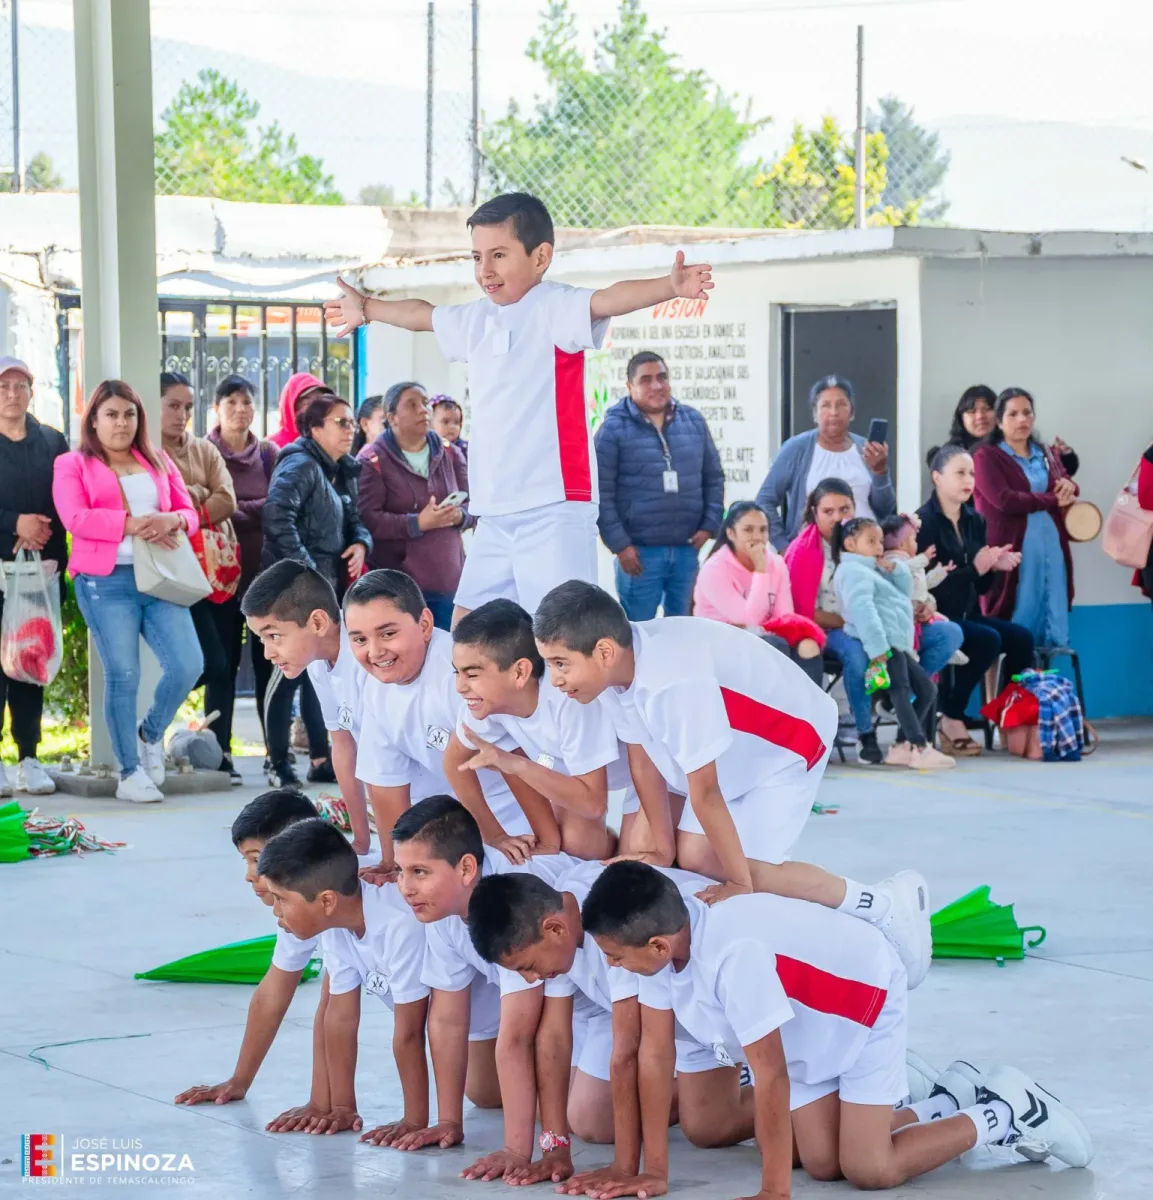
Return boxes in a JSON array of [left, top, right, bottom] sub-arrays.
[[10, 0, 1153, 229]]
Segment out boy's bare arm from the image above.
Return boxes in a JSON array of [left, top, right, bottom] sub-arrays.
[[445, 732, 541, 862], [590, 252, 713, 321], [363, 783, 410, 875], [687, 760, 754, 900], [361, 996, 431, 1146], [324, 277, 434, 335], [310, 986, 363, 1134], [617, 742, 676, 867], [265, 972, 333, 1132], [744, 1030, 792, 1200], [331, 729, 370, 854]]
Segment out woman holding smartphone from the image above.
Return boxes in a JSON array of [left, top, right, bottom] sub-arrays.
[[355, 379, 473, 629]]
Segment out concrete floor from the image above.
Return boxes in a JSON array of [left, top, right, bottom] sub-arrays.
[[3, 721, 1151, 1198]]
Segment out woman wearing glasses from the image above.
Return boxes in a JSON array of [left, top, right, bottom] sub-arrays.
[[260, 392, 372, 788]]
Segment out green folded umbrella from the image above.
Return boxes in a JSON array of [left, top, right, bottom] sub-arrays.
[[135, 934, 321, 984], [931, 886, 1046, 961], [0, 804, 32, 863]]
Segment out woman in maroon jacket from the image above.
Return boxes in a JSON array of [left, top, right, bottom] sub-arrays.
[[356, 381, 473, 629]]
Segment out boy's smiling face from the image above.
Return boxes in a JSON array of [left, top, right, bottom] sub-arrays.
[[238, 837, 273, 905], [470, 219, 551, 306], [536, 638, 615, 704], [345, 597, 433, 685], [452, 641, 535, 721]]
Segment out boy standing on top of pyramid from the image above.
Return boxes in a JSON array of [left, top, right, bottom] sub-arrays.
[[324, 193, 713, 622]]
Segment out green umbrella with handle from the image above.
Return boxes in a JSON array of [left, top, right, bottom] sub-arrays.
[[135, 934, 321, 985], [931, 886, 1046, 961]]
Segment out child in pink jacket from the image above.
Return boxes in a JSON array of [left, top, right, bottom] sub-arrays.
[[694, 500, 825, 685]]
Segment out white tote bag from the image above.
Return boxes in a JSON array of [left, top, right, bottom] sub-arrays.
[[133, 531, 211, 607]]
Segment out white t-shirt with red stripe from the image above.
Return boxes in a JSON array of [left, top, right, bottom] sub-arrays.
[[637, 893, 900, 1087], [431, 281, 610, 517], [605, 618, 839, 797]]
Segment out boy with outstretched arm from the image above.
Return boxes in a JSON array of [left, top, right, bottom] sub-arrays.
[[344, 569, 556, 870], [243, 561, 372, 855], [581, 861, 1093, 1198], [174, 789, 328, 1115], [389, 795, 580, 1184], [325, 192, 713, 620], [257, 817, 432, 1144], [533, 580, 935, 989], [445, 599, 644, 861]]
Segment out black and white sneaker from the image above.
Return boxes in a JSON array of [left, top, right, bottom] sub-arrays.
[[267, 759, 301, 789], [220, 756, 243, 786], [930, 1060, 983, 1111], [979, 1066, 1094, 1168], [857, 732, 883, 765]]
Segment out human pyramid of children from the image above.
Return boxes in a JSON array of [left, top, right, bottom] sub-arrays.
[[174, 193, 1093, 1196]]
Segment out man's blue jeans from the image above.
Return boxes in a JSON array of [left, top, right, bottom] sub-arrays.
[[75, 566, 203, 777], [615, 545, 701, 621], [826, 619, 964, 735]]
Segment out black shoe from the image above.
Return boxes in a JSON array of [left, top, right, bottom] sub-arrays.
[[307, 757, 337, 784], [857, 732, 883, 765], [221, 756, 243, 786], [268, 759, 301, 788]]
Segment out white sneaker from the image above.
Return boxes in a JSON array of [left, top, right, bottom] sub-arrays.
[[980, 1065, 1094, 1168], [16, 758, 56, 795], [0, 762, 12, 798], [909, 745, 956, 771], [930, 1059, 983, 1111], [137, 731, 166, 786], [869, 870, 933, 989], [116, 767, 164, 803], [900, 1050, 942, 1107]]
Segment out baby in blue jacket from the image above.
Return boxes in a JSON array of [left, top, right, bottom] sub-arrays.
[[833, 517, 955, 770]]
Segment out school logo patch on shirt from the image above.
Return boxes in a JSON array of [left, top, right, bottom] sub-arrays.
[[425, 725, 450, 751], [337, 703, 354, 731]]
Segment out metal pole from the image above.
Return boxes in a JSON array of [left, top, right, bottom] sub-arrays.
[[10, 0, 23, 191], [854, 24, 865, 230], [471, 0, 480, 205], [425, 0, 435, 208]]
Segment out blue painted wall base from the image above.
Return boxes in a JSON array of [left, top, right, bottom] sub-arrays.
[[1068, 602, 1153, 718]]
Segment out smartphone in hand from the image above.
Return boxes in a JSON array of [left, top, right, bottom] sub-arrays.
[[867, 418, 888, 445], [439, 490, 468, 509]]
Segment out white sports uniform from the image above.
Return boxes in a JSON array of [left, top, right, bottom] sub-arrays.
[[306, 624, 366, 741], [321, 881, 429, 1009], [431, 280, 609, 611], [355, 629, 531, 836], [600, 618, 839, 863], [537, 858, 716, 1080], [420, 849, 592, 1041], [271, 926, 320, 973], [638, 893, 907, 1110], [458, 678, 628, 789]]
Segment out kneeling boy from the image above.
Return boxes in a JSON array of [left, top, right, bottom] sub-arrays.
[[258, 817, 431, 1143], [583, 861, 1093, 1196], [534, 580, 933, 987]]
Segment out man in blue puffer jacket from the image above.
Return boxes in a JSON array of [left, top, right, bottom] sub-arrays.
[[594, 351, 724, 619]]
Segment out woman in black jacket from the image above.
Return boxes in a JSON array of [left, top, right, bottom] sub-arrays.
[[260, 393, 371, 787], [916, 444, 1033, 755]]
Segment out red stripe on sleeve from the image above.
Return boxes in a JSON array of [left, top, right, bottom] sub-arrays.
[[776, 954, 887, 1028], [554, 347, 593, 502], [720, 687, 827, 770]]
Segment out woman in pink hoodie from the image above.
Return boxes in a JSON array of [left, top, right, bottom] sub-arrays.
[[694, 500, 825, 684], [269, 372, 330, 449]]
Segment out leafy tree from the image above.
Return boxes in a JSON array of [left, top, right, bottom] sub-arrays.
[[484, 0, 923, 230], [867, 95, 950, 221], [1, 151, 63, 193], [154, 70, 342, 204]]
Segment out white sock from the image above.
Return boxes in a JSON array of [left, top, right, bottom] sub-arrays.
[[907, 1092, 959, 1124], [838, 879, 891, 923], [960, 1099, 1013, 1147]]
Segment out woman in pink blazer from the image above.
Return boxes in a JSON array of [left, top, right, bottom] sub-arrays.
[[52, 380, 203, 803]]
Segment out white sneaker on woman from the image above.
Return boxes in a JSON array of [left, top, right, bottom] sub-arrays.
[[16, 758, 55, 795], [137, 731, 166, 786], [0, 762, 12, 798], [909, 745, 956, 771], [116, 767, 163, 803]]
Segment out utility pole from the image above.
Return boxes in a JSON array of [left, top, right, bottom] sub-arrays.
[[854, 24, 865, 230], [10, 0, 23, 192], [471, 0, 480, 205], [425, 0, 435, 208]]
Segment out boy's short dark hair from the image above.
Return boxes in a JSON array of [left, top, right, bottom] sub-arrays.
[[533, 580, 632, 656], [581, 862, 689, 946], [467, 874, 563, 964], [241, 560, 340, 623], [626, 351, 667, 383], [256, 818, 358, 901], [231, 788, 317, 846], [391, 795, 483, 868], [467, 192, 554, 254], [342, 568, 425, 623], [454, 599, 543, 679]]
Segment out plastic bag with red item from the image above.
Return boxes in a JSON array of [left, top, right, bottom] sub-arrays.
[[0, 550, 63, 686], [981, 681, 1040, 730], [760, 611, 826, 650]]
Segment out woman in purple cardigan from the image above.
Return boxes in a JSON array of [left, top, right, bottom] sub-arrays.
[[356, 381, 473, 629], [972, 388, 1078, 649]]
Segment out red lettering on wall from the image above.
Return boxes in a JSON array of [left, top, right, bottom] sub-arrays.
[[650, 298, 709, 320]]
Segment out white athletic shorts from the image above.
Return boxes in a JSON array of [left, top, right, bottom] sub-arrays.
[[676, 744, 833, 866], [468, 977, 501, 1042], [574, 1010, 716, 1082], [455, 501, 598, 613]]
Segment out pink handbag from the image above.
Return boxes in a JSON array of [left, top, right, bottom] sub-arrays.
[[1102, 462, 1153, 569]]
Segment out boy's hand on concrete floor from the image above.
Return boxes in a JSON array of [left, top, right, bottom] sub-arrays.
[[388, 1119, 464, 1151], [265, 1100, 327, 1132], [174, 1078, 247, 1106], [306, 1105, 363, 1135], [505, 1147, 573, 1186], [360, 1119, 426, 1148], [581, 1171, 668, 1199]]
